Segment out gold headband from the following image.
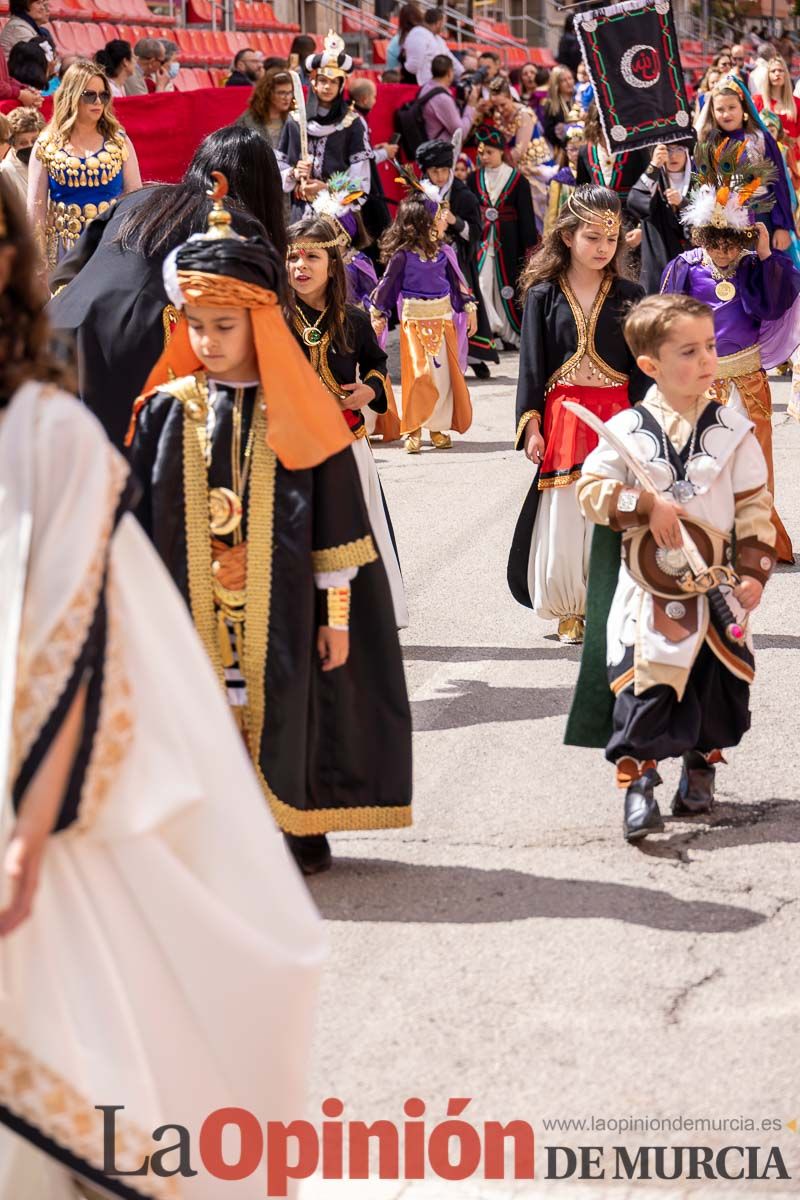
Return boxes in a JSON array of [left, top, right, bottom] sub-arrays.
[[176, 271, 276, 308], [287, 236, 345, 252], [566, 193, 621, 236]]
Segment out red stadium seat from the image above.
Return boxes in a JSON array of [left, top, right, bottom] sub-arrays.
[[372, 38, 388, 65]]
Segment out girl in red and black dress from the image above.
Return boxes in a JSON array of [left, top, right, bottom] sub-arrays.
[[507, 184, 648, 644]]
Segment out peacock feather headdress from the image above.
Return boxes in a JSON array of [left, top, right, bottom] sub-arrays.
[[683, 138, 777, 231]]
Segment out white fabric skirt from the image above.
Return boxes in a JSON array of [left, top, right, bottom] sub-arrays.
[[527, 482, 593, 621], [478, 250, 519, 349], [351, 438, 409, 628], [0, 516, 326, 1199]]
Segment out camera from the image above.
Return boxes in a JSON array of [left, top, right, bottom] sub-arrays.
[[455, 65, 488, 102]]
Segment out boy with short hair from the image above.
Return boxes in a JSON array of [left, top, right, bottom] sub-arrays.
[[566, 293, 777, 842], [0, 106, 44, 207]]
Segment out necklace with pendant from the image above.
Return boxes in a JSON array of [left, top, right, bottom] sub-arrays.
[[659, 392, 700, 505], [208, 385, 258, 537], [298, 304, 327, 346], [702, 250, 744, 302]]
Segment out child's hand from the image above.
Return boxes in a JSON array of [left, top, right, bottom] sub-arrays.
[[0, 830, 46, 937], [772, 227, 791, 252], [466, 308, 478, 337], [317, 626, 349, 672], [523, 420, 545, 466], [625, 227, 642, 248], [340, 382, 375, 410], [734, 576, 764, 611], [650, 143, 668, 169], [648, 494, 685, 550], [755, 221, 772, 258]]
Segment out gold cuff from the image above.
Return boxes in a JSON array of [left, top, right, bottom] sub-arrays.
[[515, 409, 541, 449], [326, 586, 351, 630], [363, 369, 387, 390], [369, 306, 385, 323], [463, 300, 478, 314], [312, 534, 378, 573]]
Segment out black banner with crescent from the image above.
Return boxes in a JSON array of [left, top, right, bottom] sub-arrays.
[[574, 0, 692, 156]]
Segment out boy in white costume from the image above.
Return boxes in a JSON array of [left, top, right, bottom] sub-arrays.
[[567, 294, 777, 842]]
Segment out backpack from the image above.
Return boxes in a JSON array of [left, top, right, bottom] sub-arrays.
[[394, 86, 449, 158]]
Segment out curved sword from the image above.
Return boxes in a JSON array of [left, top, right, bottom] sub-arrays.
[[289, 69, 312, 195], [562, 399, 745, 643]]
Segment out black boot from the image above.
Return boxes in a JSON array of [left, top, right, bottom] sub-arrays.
[[623, 768, 665, 842], [672, 751, 715, 816], [471, 361, 490, 380], [284, 833, 332, 876]]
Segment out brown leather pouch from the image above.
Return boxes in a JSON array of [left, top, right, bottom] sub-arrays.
[[652, 595, 699, 642]]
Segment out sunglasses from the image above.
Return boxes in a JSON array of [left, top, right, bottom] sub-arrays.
[[81, 90, 111, 104]]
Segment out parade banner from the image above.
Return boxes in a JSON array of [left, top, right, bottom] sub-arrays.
[[574, 0, 692, 156]]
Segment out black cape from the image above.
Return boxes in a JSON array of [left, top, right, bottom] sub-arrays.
[[470, 165, 539, 336], [626, 173, 692, 296], [446, 176, 499, 364], [128, 378, 412, 834]]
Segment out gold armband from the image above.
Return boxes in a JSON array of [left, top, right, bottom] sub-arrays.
[[463, 300, 478, 314], [326, 586, 351, 630], [369, 306, 385, 323]]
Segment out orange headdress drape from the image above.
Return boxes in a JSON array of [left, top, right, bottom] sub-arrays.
[[140, 277, 351, 470]]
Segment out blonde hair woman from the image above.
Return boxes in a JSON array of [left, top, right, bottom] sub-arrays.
[[27, 58, 141, 268], [750, 56, 800, 190], [541, 63, 576, 149], [693, 66, 720, 121]]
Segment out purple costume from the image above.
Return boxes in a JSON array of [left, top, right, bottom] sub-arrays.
[[660, 247, 800, 366], [370, 244, 472, 366]]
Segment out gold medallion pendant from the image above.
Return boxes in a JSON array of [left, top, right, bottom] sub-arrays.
[[715, 280, 736, 302], [209, 486, 243, 536], [302, 325, 323, 346]]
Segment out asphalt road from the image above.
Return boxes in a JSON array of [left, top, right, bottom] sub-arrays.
[[303, 349, 800, 1199]]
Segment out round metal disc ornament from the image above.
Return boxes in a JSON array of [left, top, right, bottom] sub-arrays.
[[302, 325, 323, 346], [209, 487, 243, 536], [672, 479, 696, 505], [715, 280, 736, 302]]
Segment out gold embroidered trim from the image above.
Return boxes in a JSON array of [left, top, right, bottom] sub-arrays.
[[11, 448, 128, 788], [716, 344, 761, 379], [363, 369, 387, 391], [293, 318, 348, 402], [264, 796, 413, 835], [547, 273, 628, 391], [73, 574, 134, 833], [0, 1032, 181, 1199], [402, 295, 453, 322], [242, 400, 276, 784], [181, 374, 225, 687], [515, 408, 540, 449], [610, 666, 635, 695], [538, 468, 581, 490], [312, 535, 378, 573]]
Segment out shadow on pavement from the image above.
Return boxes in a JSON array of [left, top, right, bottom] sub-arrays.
[[310, 860, 764, 933], [411, 679, 572, 729], [637, 798, 800, 863], [403, 644, 583, 663]]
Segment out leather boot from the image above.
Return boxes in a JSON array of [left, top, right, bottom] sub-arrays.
[[623, 768, 664, 842], [284, 833, 332, 876], [672, 750, 715, 816]]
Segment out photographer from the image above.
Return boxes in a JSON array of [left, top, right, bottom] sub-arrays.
[[420, 53, 479, 141]]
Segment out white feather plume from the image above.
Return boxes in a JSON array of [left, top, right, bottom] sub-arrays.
[[682, 184, 752, 231]]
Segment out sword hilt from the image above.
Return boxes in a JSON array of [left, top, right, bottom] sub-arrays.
[[707, 585, 746, 644]]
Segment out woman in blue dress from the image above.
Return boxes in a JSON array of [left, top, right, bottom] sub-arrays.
[[27, 58, 141, 271]]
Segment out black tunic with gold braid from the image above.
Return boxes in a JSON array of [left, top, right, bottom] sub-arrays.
[[128, 373, 412, 835]]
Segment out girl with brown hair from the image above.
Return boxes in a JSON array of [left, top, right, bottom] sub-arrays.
[[507, 184, 648, 643], [287, 214, 408, 627], [370, 192, 477, 454], [27, 58, 141, 268]]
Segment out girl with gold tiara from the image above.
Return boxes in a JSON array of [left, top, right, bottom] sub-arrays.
[[0, 173, 324, 1197], [127, 177, 412, 877], [370, 191, 477, 454], [286, 213, 408, 627], [507, 185, 648, 644]]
